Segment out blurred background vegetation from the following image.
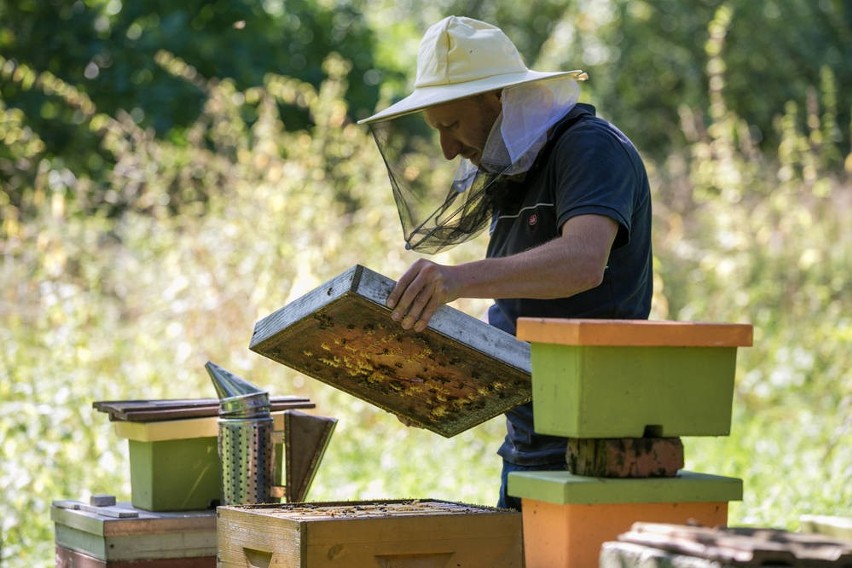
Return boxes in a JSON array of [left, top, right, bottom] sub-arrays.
[[1, 0, 850, 565]]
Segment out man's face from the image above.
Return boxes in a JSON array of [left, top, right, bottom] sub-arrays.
[[423, 92, 502, 166]]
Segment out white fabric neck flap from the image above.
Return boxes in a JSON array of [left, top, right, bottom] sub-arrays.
[[479, 76, 581, 177]]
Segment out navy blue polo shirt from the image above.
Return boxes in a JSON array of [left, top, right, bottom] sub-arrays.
[[486, 103, 653, 465]]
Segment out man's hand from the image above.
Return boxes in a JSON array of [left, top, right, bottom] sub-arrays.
[[386, 259, 460, 332]]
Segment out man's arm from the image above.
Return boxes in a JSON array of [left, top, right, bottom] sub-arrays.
[[387, 214, 619, 332]]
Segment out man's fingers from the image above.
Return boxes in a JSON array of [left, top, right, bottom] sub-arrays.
[[387, 266, 418, 309], [400, 281, 436, 330], [387, 260, 450, 332], [413, 296, 442, 332]]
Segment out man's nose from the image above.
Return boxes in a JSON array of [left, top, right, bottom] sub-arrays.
[[439, 131, 462, 160]]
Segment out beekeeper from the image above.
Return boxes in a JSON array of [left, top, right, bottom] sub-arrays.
[[359, 15, 654, 510]]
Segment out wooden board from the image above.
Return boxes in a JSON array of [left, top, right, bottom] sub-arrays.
[[615, 522, 852, 566], [250, 265, 531, 438], [93, 396, 314, 422], [55, 546, 215, 568]]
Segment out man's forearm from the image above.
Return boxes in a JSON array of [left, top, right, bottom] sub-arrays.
[[452, 214, 618, 300]]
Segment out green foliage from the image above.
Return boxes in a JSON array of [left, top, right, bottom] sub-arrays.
[[542, 0, 852, 160], [0, 0, 379, 190]]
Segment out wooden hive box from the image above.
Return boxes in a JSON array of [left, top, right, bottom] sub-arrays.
[[217, 500, 524, 567], [250, 265, 531, 438], [508, 471, 743, 568], [98, 398, 314, 511], [516, 318, 753, 438], [52, 499, 216, 567], [117, 416, 224, 512]]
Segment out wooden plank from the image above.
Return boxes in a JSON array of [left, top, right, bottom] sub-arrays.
[[93, 396, 314, 422], [53, 500, 140, 519], [800, 514, 852, 541], [56, 545, 215, 567], [618, 523, 852, 566], [600, 541, 731, 567], [517, 318, 753, 347], [250, 265, 531, 438]]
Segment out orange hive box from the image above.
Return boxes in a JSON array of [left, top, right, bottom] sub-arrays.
[[508, 471, 742, 568]]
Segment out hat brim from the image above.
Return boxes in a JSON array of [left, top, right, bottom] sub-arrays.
[[358, 69, 586, 125]]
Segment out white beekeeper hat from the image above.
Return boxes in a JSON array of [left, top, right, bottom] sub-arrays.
[[359, 16, 586, 124]]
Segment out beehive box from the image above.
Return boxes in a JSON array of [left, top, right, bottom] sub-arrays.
[[516, 318, 753, 438], [116, 413, 294, 511], [508, 471, 742, 568], [52, 499, 216, 566], [250, 265, 532, 438], [217, 500, 524, 567]]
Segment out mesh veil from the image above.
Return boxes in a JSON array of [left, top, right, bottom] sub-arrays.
[[368, 76, 581, 254]]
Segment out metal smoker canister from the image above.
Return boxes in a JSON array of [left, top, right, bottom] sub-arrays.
[[206, 361, 276, 506]]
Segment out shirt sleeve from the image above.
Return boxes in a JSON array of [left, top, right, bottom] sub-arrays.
[[549, 118, 644, 249]]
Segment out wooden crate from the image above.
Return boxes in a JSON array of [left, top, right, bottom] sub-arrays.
[[250, 265, 531, 438], [217, 499, 523, 567], [516, 318, 753, 438], [508, 470, 742, 568], [51, 500, 216, 566]]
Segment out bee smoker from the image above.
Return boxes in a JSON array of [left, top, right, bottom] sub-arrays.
[[205, 361, 276, 506]]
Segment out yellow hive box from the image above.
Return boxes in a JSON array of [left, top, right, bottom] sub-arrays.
[[217, 500, 523, 567]]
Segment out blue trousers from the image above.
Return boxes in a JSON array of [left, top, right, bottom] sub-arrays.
[[498, 459, 568, 511]]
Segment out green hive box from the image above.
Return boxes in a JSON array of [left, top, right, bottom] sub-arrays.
[[516, 318, 753, 438], [115, 416, 227, 511], [128, 438, 221, 512]]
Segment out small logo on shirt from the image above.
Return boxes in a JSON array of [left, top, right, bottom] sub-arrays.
[[528, 213, 538, 226]]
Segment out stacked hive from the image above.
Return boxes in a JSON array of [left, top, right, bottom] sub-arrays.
[[507, 318, 753, 568], [52, 394, 320, 567]]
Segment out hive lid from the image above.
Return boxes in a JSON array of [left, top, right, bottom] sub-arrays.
[[507, 470, 743, 505], [93, 396, 313, 422], [250, 265, 531, 438], [517, 318, 754, 347]]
